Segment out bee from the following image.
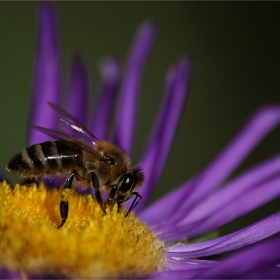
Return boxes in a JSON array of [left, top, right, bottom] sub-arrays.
[[6, 103, 144, 228]]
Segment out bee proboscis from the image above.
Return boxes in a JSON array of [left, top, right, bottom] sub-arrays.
[[6, 103, 144, 228]]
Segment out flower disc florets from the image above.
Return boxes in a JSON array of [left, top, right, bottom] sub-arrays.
[[0, 181, 166, 279]]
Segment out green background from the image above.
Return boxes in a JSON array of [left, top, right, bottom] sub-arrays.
[[1, 2, 280, 235]]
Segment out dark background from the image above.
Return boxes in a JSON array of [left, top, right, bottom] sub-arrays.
[[1, 2, 280, 234]]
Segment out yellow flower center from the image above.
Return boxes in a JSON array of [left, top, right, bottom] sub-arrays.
[[0, 181, 166, 279]]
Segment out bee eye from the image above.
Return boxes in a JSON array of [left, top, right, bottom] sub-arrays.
[[120, 174, 134, 193], [106, 158, 116, 166]]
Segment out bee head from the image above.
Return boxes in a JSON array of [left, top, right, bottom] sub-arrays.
[[117, 167, 144, 204]]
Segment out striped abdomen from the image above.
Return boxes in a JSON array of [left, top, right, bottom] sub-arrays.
[[7, 140, 83, 177]]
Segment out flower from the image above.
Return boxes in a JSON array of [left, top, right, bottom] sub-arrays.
[[2, 2, 280, 279], [0, 182, 165, 278]]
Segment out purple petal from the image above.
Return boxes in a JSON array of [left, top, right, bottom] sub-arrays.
[[178, 153, 280, 226], [148, 258, 217, 279], [138, 178, 197, 226], [159, 155, 280, 229], [197, 237, 280, 279], [154, 154, 280, 230], [182, 105, 280, 208], [142, 153, 280, 227], [66, 55, 88, 126], [193, 175, 280, 236], [166, 212, 280, 258], [137, 57, 192, 211], [165, 257, 218, 270], [147, 268, 208, 279], [0, 268, 22, 279], [91, 57, 120, 140], [141, 105, 280, 228], [28, 2, 60, 146], [242, 266, 280, 279], [160, 173, 280, 242], [159, 238, 280, 279], [113, 21, 157, 154]]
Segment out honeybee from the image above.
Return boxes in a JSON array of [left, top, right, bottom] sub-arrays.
[[6, 103, 144, 228]]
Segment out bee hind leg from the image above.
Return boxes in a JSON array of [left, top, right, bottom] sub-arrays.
[[58, 171, 76, 229]]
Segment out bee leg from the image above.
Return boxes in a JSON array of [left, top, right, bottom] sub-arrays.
[[117, 202, 122, 213], [104, 185, 118, 206], [107, 185, 118, 202], [125, 192, 142, 217], [58, 171, 75, 228], [91, 172, 106, 214]]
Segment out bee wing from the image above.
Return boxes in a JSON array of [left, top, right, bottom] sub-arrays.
[[32, 126, 106, 161], [31, 126, 73, 141], [47, 102, 99, 146], [31, 103, 106, 161]]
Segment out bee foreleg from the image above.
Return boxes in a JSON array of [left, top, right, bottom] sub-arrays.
[[91, 172, 106, 214], [125, 192, 142, 217], [108, 185, 118, 202], [104, 185, 117, 206], [58, 171, 76, 229]]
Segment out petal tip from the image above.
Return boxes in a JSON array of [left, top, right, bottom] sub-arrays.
[[98, 57, 120, 82], [39, 1, 56, 20], [137, 20, 158, 40]]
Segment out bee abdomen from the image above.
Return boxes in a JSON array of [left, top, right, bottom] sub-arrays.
[[7, 144, 46, 176], [42, 140, 82, 172], [7, 141, 83, 176]]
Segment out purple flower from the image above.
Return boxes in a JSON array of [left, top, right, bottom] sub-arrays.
[[2, 2, 280, 279]]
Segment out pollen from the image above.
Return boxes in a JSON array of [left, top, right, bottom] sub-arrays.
[[0, 181, 166, 279]]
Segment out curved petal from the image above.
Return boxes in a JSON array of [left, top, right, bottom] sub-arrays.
[[147, 268, 208, 279], [113, 21, 157, 154], [191, 176, 280, 237], [182, 105, 280, 208], [155, 155, 280, 230], [165, 257, 218, 270], [159, 238, 280, 279], [178, 153, 280, 226], [166, 211, 280, 257], [197, 237, 280, 279], [159, 176, 280, 242], [242, 266, 280, 279], [66, 54, 89, 126], [138, 178, 197, 226], [148, 258, 218, 279], [137, 57, 192, 211], [142, 154, 280, 227], [142, 105, 280, 229], [28, 2, 60, 145], [141, 154, 280, 228], [91, 57, 120, 140]]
